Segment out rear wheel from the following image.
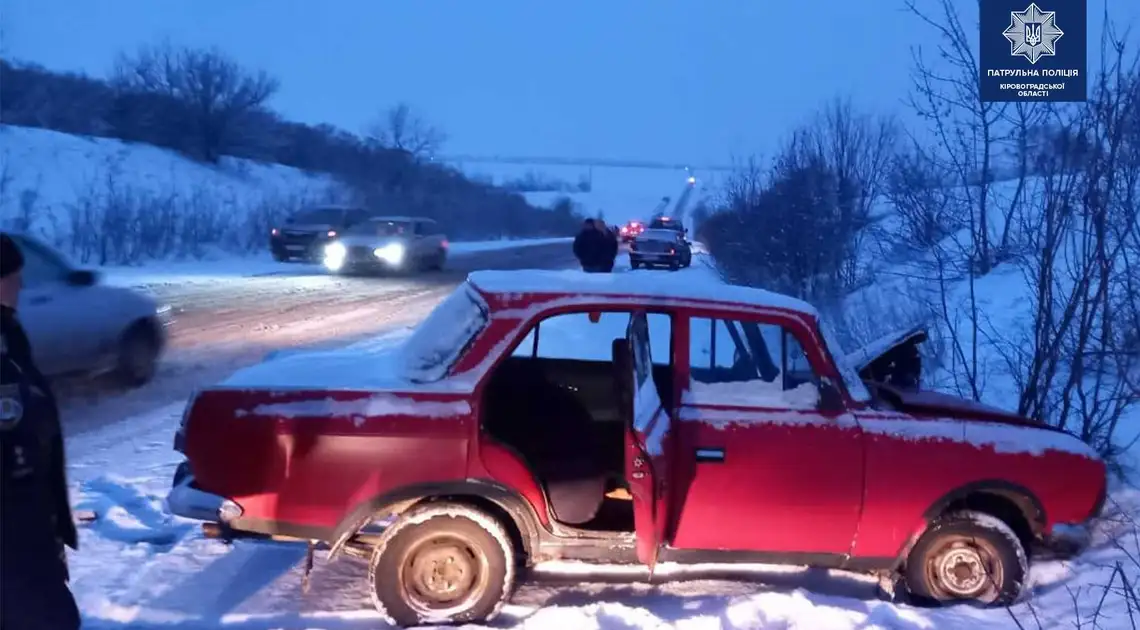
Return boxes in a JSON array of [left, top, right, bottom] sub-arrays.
[[630, 260, 641, 270], [904, 511, 1027, 607], [369, 504, 515, 627], [115, 322, 160, 387], [271, 250, 288, 262]]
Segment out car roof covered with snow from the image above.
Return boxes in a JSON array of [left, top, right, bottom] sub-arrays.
[[466, 269, 817, 316]]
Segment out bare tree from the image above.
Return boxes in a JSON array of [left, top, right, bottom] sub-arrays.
[[366, 102, 447, 158], [112, 40, 279, 163]]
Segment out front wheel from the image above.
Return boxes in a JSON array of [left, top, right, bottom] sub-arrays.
[[115, 323, 161, 387], [904, 511, 1028, 607], [369, 505, 515, 627]]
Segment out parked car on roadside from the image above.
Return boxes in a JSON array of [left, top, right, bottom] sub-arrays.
[[269, 205, 371, 263], [9, 232, 170, 385], [629, 228, 692, 270], [321, 216, 448, 274], [167, 269, 1105, 627]]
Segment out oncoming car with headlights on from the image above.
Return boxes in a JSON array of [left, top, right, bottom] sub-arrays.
[[322, 216, 448, 275]]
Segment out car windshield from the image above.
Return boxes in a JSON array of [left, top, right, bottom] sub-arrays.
[[402, 283, 490, 382], [816, 319, 872, 403], [289, 208, 344, 224], [349, 220, 413, 236]]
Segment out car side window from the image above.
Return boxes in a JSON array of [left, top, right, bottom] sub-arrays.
[[12, 238, 66, 287], [414, 221, 429, 236], [687, 316, 820, 409], [512, 311, 671, 365]]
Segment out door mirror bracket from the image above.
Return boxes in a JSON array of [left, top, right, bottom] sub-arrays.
[[817, 379, 846, 414]]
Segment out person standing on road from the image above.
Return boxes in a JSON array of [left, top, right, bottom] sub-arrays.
[[598, 219, 619, 273], [573, 219, 607, 273], [0, 232, 81, 630]]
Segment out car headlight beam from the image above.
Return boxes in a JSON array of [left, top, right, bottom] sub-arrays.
[[374, 243, 405, 266], [323, 241, 347, 271]]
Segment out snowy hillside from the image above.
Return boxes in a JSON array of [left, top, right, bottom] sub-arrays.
[[452, 161, 729, 230], [0, 124, 344, 262]]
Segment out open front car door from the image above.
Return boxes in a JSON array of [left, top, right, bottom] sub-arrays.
[[615, 311, 672, 574]]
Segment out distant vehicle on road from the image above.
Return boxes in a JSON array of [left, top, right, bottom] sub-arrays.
[[269, 205, 371, 263], [629, 228, 692, 270], [9, 233, 169, 386], [619, 220, 645, 242], [647, 215, 687, 238], [168, 269, 1104, 626], [321, 216, 448, 274]]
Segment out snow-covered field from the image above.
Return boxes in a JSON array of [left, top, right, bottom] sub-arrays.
[[60, 257, 1140, 629], [453, 161, 728, 229]]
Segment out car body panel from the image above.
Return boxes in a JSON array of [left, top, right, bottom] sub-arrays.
[[11, 233, 166, 377], [170, 269, 1106, 573], [269, 206, 370, 262]]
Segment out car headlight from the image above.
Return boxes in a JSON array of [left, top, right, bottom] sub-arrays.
[[323, 241, 347, 270], [374, 242, 405, 265]]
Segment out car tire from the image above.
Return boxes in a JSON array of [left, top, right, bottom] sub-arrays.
[[903, 510, 1028, 607], [271, 250, 288, 262], [630, 260, 640, 270], [428, 250, 446, 271], [369, 504, 515, 627], [115, 322, 161, 387], [669, 260, 681, 271]]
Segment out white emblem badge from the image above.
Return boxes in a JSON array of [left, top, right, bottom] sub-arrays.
[[1003, 3, 1064, 65]]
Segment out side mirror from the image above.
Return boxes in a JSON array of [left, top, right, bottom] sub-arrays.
[[588, 311, 602, 323], [65, 269, 98, 287], [817, 380, 845, 414]]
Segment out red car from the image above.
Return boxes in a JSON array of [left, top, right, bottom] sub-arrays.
[[168, 270, 1105, 627], [619, 220, 645, 242]]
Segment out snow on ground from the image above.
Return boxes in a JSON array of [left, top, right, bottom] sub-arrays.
[[0, 124, 340, 238], [63, 255, 1140, 629]]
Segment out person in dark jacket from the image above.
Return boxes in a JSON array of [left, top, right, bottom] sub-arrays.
[[597, 219, 619, 273], [0, 232, 81, 630], [572, 219, 608, 272]]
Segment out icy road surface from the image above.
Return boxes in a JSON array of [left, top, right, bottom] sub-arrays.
[[55, 240, 577, 437]]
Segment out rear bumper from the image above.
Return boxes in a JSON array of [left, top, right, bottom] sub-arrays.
[[167, 475, 226, 522]]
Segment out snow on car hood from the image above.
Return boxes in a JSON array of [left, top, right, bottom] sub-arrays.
[[221, 328, 416, 390]]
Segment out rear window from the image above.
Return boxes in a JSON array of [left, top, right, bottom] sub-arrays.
[[403, 284, 490, 382]]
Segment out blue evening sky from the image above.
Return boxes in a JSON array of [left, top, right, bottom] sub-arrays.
[[5, 1, 1138, 166]]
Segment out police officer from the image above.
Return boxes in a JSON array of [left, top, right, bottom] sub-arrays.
[[0, 232, 81, 629]]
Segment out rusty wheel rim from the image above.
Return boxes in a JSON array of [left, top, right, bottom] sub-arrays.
[[924, 535, 1003, 601], [398, 532, 489, 617]]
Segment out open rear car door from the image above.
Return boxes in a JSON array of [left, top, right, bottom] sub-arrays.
[[614, 311, 672, 574]]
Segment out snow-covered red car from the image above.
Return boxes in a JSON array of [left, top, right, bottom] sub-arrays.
[[166, 270, 1106, 627]]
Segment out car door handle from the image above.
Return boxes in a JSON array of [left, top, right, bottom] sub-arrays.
[[695, 447, 725, 463]]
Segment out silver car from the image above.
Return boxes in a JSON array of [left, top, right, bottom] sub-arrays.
[[10, 233, 170, 386], [321, 216, 449, 274]]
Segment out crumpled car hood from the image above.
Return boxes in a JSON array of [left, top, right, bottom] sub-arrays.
[[876, 383, 1042, 428]]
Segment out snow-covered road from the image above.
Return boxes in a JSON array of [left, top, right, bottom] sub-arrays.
[[56, 240, 578, 437]]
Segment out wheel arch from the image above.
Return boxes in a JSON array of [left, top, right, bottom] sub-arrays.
[[328, 479, 542, 562], [894, 479, 1046, 569]]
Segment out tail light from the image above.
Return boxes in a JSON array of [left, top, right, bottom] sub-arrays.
[[327, 230, 337, 237], [441, 239, 449, 249], [271, 228, 279, 236]]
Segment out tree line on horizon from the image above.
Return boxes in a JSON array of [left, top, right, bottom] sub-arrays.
[[0, 41, 584, 240]]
